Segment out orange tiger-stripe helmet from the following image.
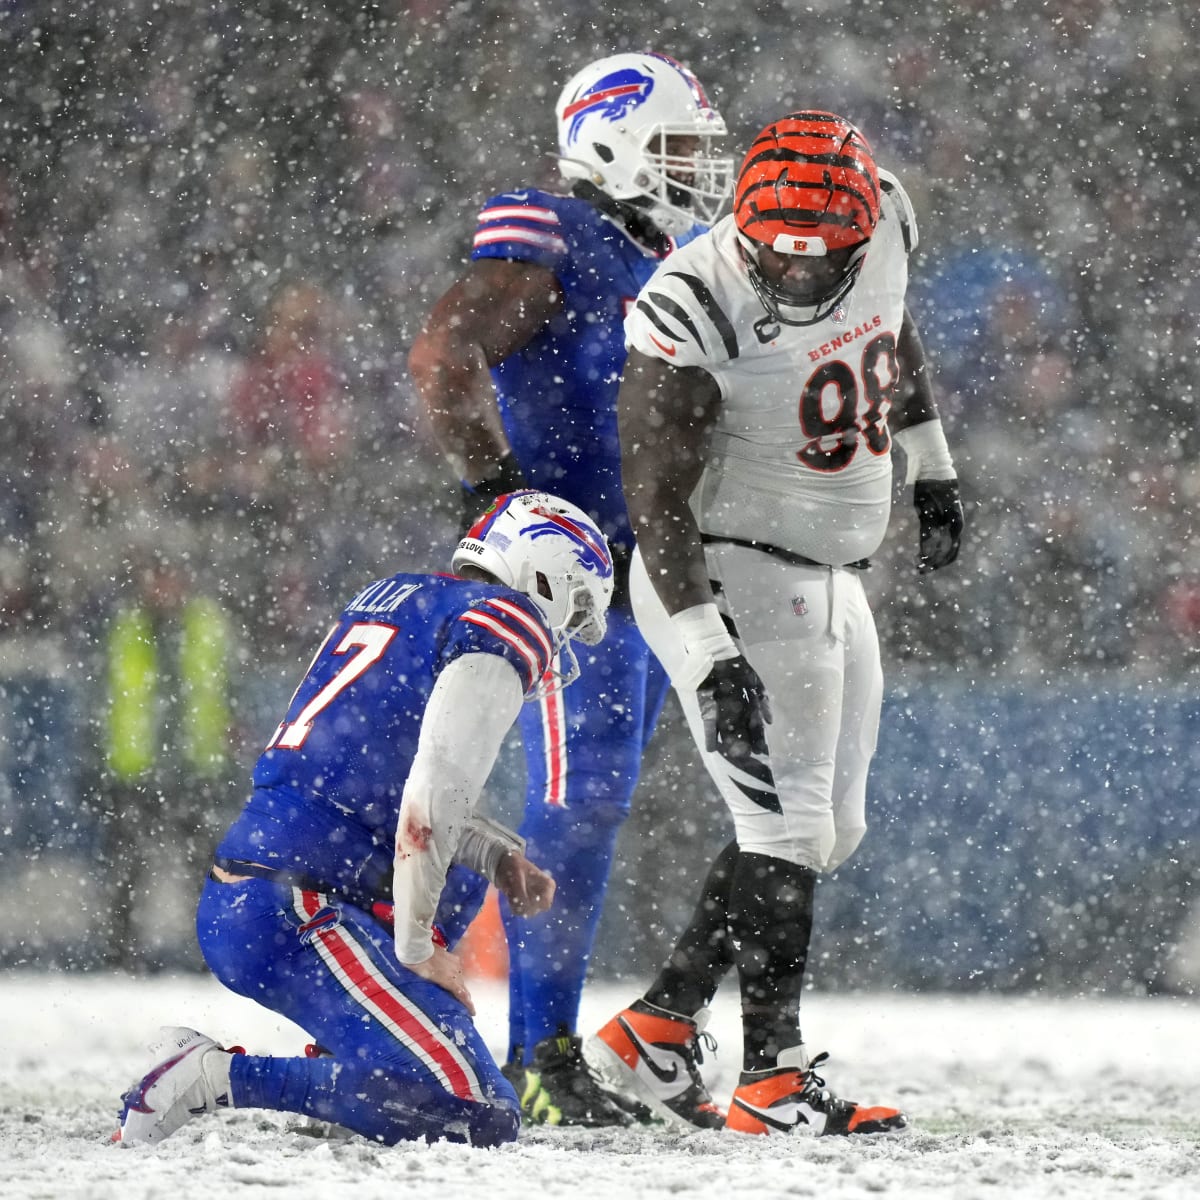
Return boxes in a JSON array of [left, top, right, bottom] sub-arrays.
[[734, 111, 880, 252]]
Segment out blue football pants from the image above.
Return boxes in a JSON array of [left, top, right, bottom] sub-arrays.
[[195, 871, 517, 1147]]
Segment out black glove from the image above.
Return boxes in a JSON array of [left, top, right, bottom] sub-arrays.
[[697, 654, 772, 758], [459, 454, 529, 537], [914, 478, 964, 573]]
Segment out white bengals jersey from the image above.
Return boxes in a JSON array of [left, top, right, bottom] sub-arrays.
[[624, 176, 916, 566]]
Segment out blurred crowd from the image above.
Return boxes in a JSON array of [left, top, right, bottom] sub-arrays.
[[0, 0, 1196, 967]]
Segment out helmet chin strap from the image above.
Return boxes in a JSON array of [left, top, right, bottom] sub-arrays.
[[525, 637, 582, 701], [570, 181, 672, 254], [738, 239, 862, 328]]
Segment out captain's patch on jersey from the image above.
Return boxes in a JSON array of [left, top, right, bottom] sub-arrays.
[[791, 595, 809, 617]]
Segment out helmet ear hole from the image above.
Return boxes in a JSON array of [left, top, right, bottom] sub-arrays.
[[535, 571, 554, 601], [593, 143, 614, 163]]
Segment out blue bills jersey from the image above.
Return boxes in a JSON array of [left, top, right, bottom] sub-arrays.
[[471, 189, 705, 554], [215, 572, 554, 902]]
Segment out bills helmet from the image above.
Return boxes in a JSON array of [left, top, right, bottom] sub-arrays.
[[734, 111, 881, 325], [452, 491, 614, 690], [556, 52, 733, 237]]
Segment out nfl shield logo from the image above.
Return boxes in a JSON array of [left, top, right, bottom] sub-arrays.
[[791, 595, 808, 616]]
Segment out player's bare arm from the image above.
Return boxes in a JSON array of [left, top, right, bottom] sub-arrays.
[[889, 305, 940, 433], [617, 348, 723, 616], [408, 259, 564, 483], [620, 349, 771, 754]]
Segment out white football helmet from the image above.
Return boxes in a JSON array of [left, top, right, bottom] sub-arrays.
[[556, 52, 733, 237], [452, 491, 614, 692]]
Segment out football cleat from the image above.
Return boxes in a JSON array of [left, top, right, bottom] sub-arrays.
[[725, 1046, 907, 1137], [584, 999, 725, 1130], [499, 1046, 524, 1092], [514, 1032, 635, 1127], [500, 1049, 549, 1120], [115, 1027, 240, 1146]]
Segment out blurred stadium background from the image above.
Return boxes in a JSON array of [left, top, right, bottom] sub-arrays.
[[0, 1, 1196, 996]]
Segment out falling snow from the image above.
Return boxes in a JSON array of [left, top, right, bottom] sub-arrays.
[[1, 4, 1197, 1196], [3, 977, 1199, 1200]]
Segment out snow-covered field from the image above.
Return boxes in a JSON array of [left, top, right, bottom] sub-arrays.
[[1, 972, 1196, 1200]]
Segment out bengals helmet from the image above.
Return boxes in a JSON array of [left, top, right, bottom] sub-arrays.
[[734, 112, 881, 325]]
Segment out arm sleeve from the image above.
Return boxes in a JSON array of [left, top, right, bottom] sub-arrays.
[[392, 651, 524, 963]]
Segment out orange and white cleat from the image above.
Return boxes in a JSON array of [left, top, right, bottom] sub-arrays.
[[725, 1046, 907, 1137], [584, 999, 725, 1130]]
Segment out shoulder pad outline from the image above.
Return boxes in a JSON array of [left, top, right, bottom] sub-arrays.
[[878, 168, 918, 255]]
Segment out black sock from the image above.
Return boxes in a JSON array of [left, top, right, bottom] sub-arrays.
[[644, 841, 738, 1017], [727, 851, 815, 1072]]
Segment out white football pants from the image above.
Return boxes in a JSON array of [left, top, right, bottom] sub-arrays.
[[630, 542, 882, 873]]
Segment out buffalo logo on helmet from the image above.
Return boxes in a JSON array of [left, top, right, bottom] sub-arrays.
[[561, 68, 655, 144], [524, 506, 613, 581], [464, 494, 612, 581]]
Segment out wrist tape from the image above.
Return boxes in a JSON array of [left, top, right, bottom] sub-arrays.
[[454, 814, 526, 883], [892, 420, 956, 486], [671, 604, 738, 690]]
